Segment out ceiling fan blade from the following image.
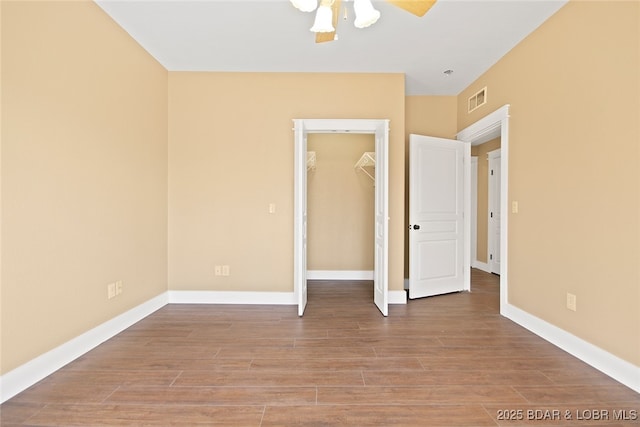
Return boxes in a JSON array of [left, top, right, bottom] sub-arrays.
[[315, 30, 336, 43], [315, 0, 341, 43], [386, 0, 436, 17]]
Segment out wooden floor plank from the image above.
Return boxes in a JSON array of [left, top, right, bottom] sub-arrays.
[[262, 404, 497, 426], [23, 404, 266, 426], [249, 356, 424, 371], [362, 369, 555, 386], [173, 370, 365, 387], [316, 385, 530, 405], [513, 385, 640, 405], [104, 386, 317, 406]]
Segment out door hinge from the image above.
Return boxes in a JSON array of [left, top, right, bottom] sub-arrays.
[[491, 169, 494, 176], [490, 254, 493, 260], [490, 212, 493, 218]]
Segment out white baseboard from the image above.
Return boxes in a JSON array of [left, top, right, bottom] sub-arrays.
[[503, 302, 640, 394], [472, 261, 491, 273], [168, 290, 296, 305], [389, 290, 407, 304], [168, 289, 407, 305], [0, 293, 168, 404], [307, 270, 374, 280]]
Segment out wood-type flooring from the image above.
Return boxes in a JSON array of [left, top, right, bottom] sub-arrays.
[[1, 269, 639, 426]]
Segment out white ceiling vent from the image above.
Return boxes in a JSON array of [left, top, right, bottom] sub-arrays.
[[468, 87, 487, 113]]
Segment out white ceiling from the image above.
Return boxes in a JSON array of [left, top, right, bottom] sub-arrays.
[[95, 0, 567, 96]]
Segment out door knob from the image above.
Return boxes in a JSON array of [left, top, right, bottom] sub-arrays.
[[413, 224, 420, 230]]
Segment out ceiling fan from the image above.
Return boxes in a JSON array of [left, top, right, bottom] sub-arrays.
[[290, 0, 437, 43]]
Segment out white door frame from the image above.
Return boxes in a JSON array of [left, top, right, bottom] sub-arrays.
[[457, 105, 510, 314], [293, 119, 390, 316]]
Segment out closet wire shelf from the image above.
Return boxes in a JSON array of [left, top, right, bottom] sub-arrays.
[[354, 151, 375, 181], [307, 151, 316, 171]]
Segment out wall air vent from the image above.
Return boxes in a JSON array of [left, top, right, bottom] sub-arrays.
[[468, 87, 487, 113]]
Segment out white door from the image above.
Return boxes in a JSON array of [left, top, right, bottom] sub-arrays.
[[488, 149, 501, 274], [293, 121, 308, 316], [373, 122, 389, 316], [409, 135, 469, 299]]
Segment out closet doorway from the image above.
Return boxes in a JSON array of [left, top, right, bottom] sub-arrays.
[[293, 119, 390, 317], [306, 133, 375, 280]]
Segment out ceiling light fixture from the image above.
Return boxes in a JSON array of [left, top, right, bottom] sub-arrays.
[[310, 3, 335, 33], [292, 0, 380, 33], [353, 0, 380, 28], [290, 0, 319, 13], [292, 0, 436, 43]]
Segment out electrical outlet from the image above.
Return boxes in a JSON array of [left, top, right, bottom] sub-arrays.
[[222, 265, 230, 276], [215, 265, 222, 276], [566, 292, 577, 311], [115, 280, 123, 296], [107, 283, 116, 300]]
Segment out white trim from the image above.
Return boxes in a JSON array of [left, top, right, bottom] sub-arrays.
[[168, 289, 406, 306], [298, 119, 382, 133], [503, 302, 640, 394], [388, 290, 407, 304], [457, 104, 510, 315], [168, 290, 296, 305], [0, 293, 168, 404], [457, 105, 508, 146], [294, 118, 390, 317], [472, 261, 491, 273], [307, 270, 374, 280]]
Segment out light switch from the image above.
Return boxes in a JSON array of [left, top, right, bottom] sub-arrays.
[[512, 201, 519, 214], [269, 203, 276, 214]]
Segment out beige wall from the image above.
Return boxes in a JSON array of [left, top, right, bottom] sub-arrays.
[[1, 1, 168, 373], [471, 138, 501, 263], [168, 72, 405, 292], [404, 96, 458, 276], [307, 134, 375, 271], [458, 0, 639, 365]]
